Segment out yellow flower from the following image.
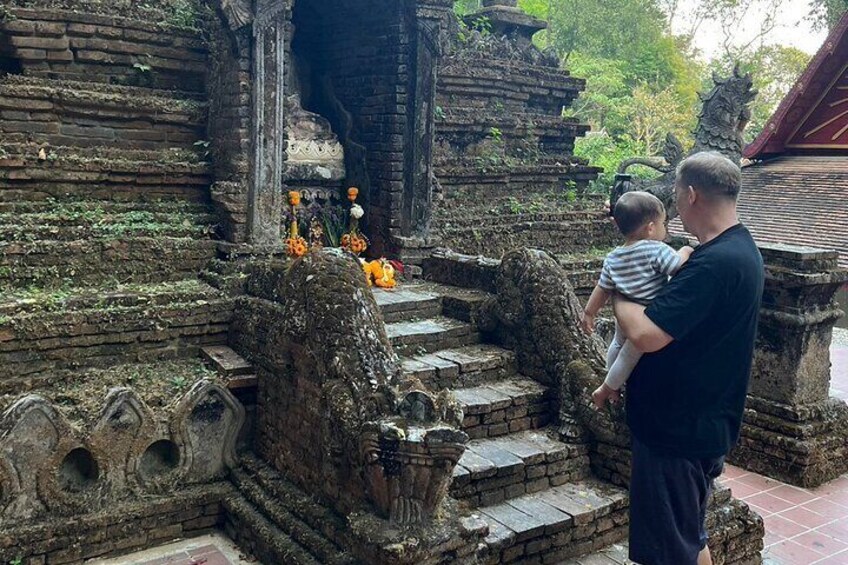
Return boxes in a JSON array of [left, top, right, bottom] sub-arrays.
[[347, 187, 359, 202], [288, 191, 302, 206]]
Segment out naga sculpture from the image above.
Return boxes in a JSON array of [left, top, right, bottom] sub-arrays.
[[612, 65, 758, 220]]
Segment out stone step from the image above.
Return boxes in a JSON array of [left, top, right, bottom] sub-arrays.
[[385, 315, 480, 354], [0, 279, 232, 382], [223, 496, 324, 565], [557, 543, 631, 565], [554, 484, 757, 565], [235, 455, 357, 564], [0, 76, 207, 151], [450, 429, 590, 507], [472, 479, 629, 565], [400, 343, 516, 389], [0, 208, 216, 242], [373, 285, 442, 323], [228, 467, 355, 565], [0, 236, 218, 289], [0, 7, 208, 92], [0, 142, 211, 203], [454, 377, 553, 439]]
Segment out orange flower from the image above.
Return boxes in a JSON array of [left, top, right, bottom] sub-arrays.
[[288, 191, 302, 206], [347, 187, 359, 202], [284, 235, 308, 258]]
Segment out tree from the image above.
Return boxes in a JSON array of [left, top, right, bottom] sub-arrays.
[[809, 0, 847, 31]]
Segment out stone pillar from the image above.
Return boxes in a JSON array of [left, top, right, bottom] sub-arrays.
[[729, 243, 848, 487], [247, 0, 287, 247], [391, 0, 453, 274]]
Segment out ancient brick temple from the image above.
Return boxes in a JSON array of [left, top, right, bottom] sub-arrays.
[[0, 0, 771, 563]]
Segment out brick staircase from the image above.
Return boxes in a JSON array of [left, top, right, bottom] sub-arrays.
[[374, 283, 630, 564], [0, 5, 229, 385]]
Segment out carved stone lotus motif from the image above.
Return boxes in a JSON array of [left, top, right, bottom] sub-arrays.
[[360, 389, 467, 524]]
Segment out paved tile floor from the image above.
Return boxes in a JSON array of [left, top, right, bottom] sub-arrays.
[[752, 330, 848, 564], [88, 533, 255, 565]]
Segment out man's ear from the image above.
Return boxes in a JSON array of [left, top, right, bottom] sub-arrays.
[[687, 185, 697, 205]]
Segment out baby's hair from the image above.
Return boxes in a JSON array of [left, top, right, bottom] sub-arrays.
[[613, 191, 665, 237]]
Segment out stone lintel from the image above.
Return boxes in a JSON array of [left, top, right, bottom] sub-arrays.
[[468, 6, 546, 38], [759, 242, 842, 272]]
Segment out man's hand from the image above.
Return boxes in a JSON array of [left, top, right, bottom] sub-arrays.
[[580, 311, 595, 335], [592, 383, 621, 410]]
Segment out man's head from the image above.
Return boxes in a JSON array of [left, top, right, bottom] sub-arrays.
[[674, 152, 741, 235], [613, 191, 667, 241]]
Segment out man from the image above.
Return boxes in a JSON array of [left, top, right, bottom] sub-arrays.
[[613, 151, 764, 565]]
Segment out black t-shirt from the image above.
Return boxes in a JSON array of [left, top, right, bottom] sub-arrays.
[[626, 223, 764, 459]]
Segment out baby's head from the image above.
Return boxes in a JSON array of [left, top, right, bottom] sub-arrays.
[[613, 191, 667, 241]]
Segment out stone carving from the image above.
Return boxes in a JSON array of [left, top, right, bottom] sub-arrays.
[[0, 381, 244, 522], [613, 65, 758, 219], [248, 249, 467, 524], [90, 388, 155, 493], [361, 389, 466, 524], [287, 139, 344, 162], [477, 248, 631, 480], [172, 379, 245, 484], [220, 0, 253, 31], [0, 395, 67, 519], [248, 0, 287, 246]]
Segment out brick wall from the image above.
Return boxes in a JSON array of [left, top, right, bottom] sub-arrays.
[[205, 13, 253, 243], [0, 9, 208, 92]]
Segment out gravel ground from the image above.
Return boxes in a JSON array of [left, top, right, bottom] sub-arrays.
[[833, 327, 848, 346]]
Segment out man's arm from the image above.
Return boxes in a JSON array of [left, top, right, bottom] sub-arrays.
[[613, 297, 673, 353]]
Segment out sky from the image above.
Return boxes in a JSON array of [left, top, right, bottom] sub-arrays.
[[672, 0, 830, 59]]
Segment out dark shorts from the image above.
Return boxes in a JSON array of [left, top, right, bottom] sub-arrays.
[[628, 437, 725, 565]]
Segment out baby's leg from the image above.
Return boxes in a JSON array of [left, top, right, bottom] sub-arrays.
[[606, 321, 627, 371], [605, 339, 643, 390]]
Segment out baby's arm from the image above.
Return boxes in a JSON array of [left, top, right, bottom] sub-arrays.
[[580, 284, 610, 335], [672, 245, 695, 274]]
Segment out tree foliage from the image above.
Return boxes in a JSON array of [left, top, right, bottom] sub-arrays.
[[808, 0, 847, 31], [449, 0, 817, 192]]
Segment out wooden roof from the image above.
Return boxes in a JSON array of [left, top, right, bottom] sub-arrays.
[[669, 155, 848, 268], [745, 11, 848, 158]]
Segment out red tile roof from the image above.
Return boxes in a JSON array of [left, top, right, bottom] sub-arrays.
[[669, 156, 848, 268], [745, 12, 848, 159]]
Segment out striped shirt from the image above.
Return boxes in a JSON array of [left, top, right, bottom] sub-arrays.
[[598, 240, 682, 305]]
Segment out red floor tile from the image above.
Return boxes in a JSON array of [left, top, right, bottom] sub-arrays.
[[764, 514, 810, 539], [722, 464, 750, 479], [778, 506, 835, 529], [747, 492, 799, 514], [769, 484, 820, 505], [818, 519, 848, 541], [802, 498, 848, 521], [793, 530, 848, 556], [736, 471, 782, 493], [812, 549, 848, 564], [765, 539, 827, 562], [729, 479, 772, 499]]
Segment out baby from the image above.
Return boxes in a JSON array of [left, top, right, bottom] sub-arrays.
[[580, 191, 693, 409]]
